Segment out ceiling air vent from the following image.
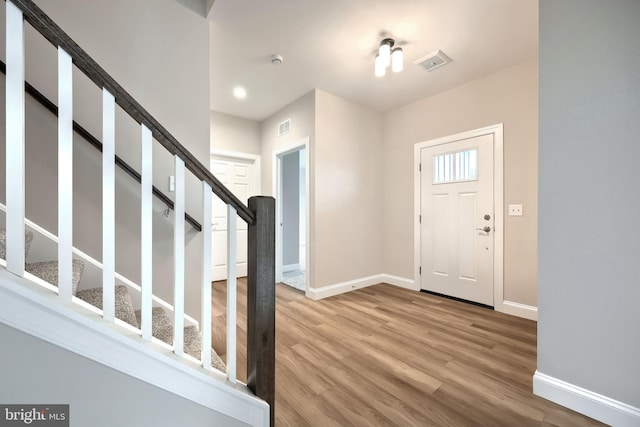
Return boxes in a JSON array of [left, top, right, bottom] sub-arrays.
[[414, 49, 452, 72], [278, 118, 291, 137]]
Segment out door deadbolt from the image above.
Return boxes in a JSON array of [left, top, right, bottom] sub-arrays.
[[484, 214, 491, 220]]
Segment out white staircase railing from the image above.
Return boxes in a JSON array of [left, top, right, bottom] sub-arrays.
[[5, 0, 25, 278], [3, 0, 275, 424]]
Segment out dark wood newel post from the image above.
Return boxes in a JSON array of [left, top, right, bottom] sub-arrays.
[[247, 196, 276, 426]]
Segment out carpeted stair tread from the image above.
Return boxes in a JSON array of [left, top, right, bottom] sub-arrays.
[[135, 307, 173, 344], [209, 350, 226, 372], [184, 325, 202, 358], [135, 308, 225, 371], [76, 285, 139, 328], [0, 229, 34, 260], [25, 260, 84, 296]]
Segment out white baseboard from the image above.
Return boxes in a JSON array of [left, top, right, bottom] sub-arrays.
[[534, 371, 640, 427], [379, 274, 418, 291], [306, 274, 417, 300], [306, 275, 537, 324], [0, 269, 269, 427], [496, 300, 538, 321], [306, 275, 384, 300]]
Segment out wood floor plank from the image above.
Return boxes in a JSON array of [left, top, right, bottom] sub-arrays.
[[212, 281, 605, 426]]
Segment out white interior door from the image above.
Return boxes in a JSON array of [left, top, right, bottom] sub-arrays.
[[210, 157, 255, 281], [420, 134, 494, 306]]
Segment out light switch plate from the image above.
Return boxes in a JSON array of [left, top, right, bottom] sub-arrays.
[[169, 175, 175, 192], [509, 204, 523, 216]]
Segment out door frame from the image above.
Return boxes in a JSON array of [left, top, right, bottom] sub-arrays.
[[273, 138, 310, 290], [413, 124, 505, 312]]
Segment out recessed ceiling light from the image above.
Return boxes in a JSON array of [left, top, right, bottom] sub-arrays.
[[233, 86, 247, 100]]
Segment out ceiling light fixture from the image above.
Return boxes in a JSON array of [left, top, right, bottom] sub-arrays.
[[375, 38, 403, 77], [233, 86, 247, 100]]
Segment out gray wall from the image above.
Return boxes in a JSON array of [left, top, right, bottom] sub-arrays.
[[282, 151, 300, 266], [538, 0, 640, 407], [0, 324, 248, 427], [0, 0, 211, 319]]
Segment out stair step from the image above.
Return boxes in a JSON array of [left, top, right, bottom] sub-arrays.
[[135, 308, 225, 371], [0, 229, 34, 261], [184, 325, 202, 359], [135, 307, 173, 344], [25, 259, 84, 296], [76, 285, 139, 328]]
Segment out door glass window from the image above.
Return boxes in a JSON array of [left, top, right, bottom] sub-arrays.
[[433, 148, 477, 184]]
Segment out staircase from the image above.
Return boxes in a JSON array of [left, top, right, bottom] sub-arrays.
[[1, 0, 275, 425], [2, 228, 226, 370]]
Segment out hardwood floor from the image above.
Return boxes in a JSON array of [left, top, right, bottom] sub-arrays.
[[212, 280, 604, 427]]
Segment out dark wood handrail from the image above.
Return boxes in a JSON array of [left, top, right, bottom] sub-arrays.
[[9, 0, 255, 224], [0, 60, 203, 232]]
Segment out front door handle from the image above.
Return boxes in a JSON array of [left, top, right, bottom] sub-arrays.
[[476, 226, 491, 233]]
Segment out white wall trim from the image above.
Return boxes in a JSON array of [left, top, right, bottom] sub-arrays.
[[274, 138, 310, 291], [500, 300, 538, 321], [306, 274, 416, 300], [379, 274, 418, 291], [0, 269, 269, 427], [210, 148, 260, 162], [306, 274, 382, 300], [304, 272, 536, 325], [533, 371, 640, 427]]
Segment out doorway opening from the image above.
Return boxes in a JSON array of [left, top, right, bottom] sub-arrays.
[[275, 139, 309, 291]]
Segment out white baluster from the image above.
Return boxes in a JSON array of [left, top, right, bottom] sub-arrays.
[[140, 125, 153, 339], [173, 156, 185, 356], [201, 183, 213, 370], [102, 89, 116, 319], [57, 47, 73, 301], [5, 0, 25, 277], [226, 204, 237, 383]]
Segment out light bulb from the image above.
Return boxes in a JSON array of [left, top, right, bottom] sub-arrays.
[[378, 40, 392, 68], [375, 54, 386, 77], [391, 47, 403, 73]]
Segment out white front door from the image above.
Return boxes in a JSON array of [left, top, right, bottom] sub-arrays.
[[419, 133, 495, 306], [210, 157, 256, 281]]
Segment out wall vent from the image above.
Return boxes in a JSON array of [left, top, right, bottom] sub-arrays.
[[414, 49, 452, 72], [278, 119, 291, 137]]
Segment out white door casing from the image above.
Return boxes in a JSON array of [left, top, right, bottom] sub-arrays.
[[414, 124, 504, 309], [210, 152, 260, 281], [273, 138, 310, 288]]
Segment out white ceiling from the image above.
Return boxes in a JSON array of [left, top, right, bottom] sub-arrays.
[[209, 0, 538, 122]]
